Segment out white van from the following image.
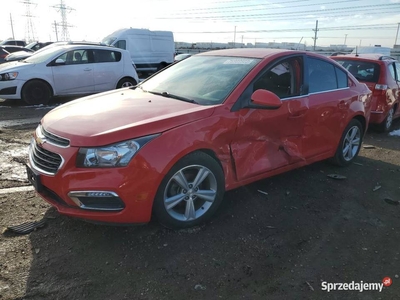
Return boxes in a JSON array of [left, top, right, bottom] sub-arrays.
[[102, 28, 175, 73]]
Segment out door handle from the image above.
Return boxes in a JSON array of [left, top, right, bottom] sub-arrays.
[[84, 68, 92, 71], [289, 107, 307, 118]]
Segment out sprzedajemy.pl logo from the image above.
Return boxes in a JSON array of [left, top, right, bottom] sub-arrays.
[[321, 277, 392, 293]]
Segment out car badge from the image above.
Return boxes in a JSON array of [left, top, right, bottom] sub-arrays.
[[36, 136, 46, 145]]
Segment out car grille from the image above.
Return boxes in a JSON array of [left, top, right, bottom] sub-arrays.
[[30, 139, 63, 174], [40, 125, 70, 147]]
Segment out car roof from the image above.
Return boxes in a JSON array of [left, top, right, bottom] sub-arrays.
[[331, 53, 397, 63], [198, 48, 307, 59]]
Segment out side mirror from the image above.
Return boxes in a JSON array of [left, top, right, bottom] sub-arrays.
[[251, 89, 282, 109], [55, 58, 65, 65]]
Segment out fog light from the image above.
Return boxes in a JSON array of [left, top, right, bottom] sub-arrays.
[[68, 191, 125, 211]]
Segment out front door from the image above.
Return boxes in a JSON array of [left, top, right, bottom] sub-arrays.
[[230, 55, 309, 181], [51, 49, 94, 95]]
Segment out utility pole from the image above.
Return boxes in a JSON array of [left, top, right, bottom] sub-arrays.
[[344, 34, 348, 46], [312, 20, 319, 51], [54, 20, 59, 41], [241, 35, 243, 47], [233, 26, 236, 48], [395, 23, 400, 47], [10, 13, 15, 39]]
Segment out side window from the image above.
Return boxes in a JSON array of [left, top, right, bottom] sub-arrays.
[[388, 63, 396, 80], [57, 49, 90, 65], [253, 57, 303, 99], [335, 67, 348, 88], [114, 40, 126, 50], [93, 50, 121, 63], [308, 57, 337, 93], [395, 63, 400, 81]]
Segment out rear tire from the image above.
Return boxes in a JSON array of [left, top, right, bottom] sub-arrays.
[[330, 119, 363, 166], [116, 77, 137, 89], [376, 106, 395, 133], [157, 63, 167, 71], [21, 80, 52, 105]]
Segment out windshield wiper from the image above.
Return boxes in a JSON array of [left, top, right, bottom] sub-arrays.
[[147, 90, 198, 104]]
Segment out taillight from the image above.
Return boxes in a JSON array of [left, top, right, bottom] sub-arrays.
[[372, 84, 387, 96]]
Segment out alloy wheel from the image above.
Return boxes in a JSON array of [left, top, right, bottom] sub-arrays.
[[342, 125, 361, 161]]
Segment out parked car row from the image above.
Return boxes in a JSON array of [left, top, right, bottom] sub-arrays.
[[0, 44, 139, 104], [26, 49, 374, 229]]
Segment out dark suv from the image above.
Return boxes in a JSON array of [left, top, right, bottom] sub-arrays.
[[331, 54, 400, 132]]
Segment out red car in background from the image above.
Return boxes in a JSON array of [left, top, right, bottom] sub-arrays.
[[26, 49, 372, 229], [331, 54, 400, 132]]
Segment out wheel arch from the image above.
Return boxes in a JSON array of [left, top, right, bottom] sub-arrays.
[[22, 78, 54, 96], [116, 76, 137, 89], [352, 114, 366, 133]]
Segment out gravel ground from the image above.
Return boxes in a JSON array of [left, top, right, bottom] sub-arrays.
[[0, 98, 400, 300]]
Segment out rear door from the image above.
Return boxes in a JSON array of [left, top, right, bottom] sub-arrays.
[[303, 56, 355, 158], [92, 49, 124, 92]]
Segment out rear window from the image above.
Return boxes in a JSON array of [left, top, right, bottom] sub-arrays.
[[333, 59, 380, 83]]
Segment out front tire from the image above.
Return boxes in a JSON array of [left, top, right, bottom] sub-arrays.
[[331, 119, 363, 166], [153, 152, 225, 229], [116, 77, 137, 89], [21, 80, 52, 105]]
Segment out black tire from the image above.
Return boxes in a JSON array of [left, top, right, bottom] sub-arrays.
[[376, 106, 395, 133], [116, 77, 137, 89], [330, 119, 363, 166], [21, 80, 52, 105], [153, 152, 225, 229], [157, 63, 167, 71]]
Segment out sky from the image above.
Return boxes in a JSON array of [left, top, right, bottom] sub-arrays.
[[0, 0, 400, 48]]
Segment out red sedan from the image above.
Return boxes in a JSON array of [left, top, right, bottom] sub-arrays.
[[27, 49, 372, 229]]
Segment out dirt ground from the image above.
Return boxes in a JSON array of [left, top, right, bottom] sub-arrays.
[[0, 98, 400, 300]]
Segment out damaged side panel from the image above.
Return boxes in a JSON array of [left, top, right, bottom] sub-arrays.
[[230, 97, 309, 181]]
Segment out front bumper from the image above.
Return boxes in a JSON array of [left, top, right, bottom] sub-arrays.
[[27, 138, 163, 224], [0, 79, 24, 99]]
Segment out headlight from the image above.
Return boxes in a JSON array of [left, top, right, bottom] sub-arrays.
[[0, 72, 18, 81], [76, 134, 159, 168]]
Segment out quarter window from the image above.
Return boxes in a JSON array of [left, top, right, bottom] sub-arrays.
[[395, 63, 400, 81], [335, 67, 348, 88], [388, 63, 396, 80]]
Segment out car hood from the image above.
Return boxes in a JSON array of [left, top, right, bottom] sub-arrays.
[[5, 51, 32, 61], [42, 88, 216, 147], [0, 61, 33, 71]]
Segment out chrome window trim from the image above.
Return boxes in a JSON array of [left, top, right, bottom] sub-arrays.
[[307, 86, 350, 96]]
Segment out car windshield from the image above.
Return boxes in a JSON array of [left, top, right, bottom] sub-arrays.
[[23, 47, 62, 64], [25, 42, 37, 49], [334, 59, 380, 82], [139, 56, 260, 105], [102, 36, 117, 46]]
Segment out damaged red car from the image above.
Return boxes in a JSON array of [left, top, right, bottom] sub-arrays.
[[27, 49, 372, 229]]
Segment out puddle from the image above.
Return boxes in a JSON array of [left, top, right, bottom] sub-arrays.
[[0, 142, 29, 182]]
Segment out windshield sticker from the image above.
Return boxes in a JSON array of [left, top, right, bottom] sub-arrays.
[[223, 58, 254, 65]]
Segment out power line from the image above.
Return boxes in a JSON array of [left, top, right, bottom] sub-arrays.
[[157, 3, 400, 20], [170, 0, 360, 15]]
